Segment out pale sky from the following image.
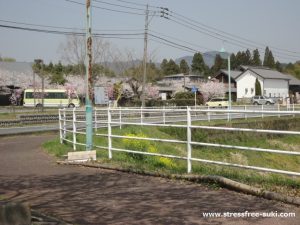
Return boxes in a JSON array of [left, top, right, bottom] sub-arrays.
[[0, 0, 299, 64]]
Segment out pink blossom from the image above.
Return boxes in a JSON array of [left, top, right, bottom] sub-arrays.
[[199, 81, 226, 102]]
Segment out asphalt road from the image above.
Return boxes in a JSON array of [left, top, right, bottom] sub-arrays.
[[0, 134, 299, 224]]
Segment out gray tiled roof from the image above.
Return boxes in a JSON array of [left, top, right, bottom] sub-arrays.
[[285, 74, 300, 85], [249, 68, 290, 80], [220, 69, 242, 79], [164, 73, 205, 78]]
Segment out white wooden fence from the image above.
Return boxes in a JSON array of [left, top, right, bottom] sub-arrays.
[[59, 106, 300, 176]]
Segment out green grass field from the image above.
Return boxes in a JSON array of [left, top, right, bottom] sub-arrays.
[[43, 116, 300, 197]]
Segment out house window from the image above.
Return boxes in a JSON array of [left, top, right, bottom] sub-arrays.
[[245, 88, 248, 94], [251, 88, 254, 94], [269, 93, 271, 97], [264, 90, 266, 95]]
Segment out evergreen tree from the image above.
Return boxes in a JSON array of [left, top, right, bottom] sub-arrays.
[[211, 54, 225, 74], [191, 52, 206, 74], [275, 61, 282, 72], [266, 51, 275, 68], [160, 58, 168, 75], [245, 49, 252, 65], [166, 59, 180, 75], [252, 49, 262, 66], [263, 46, 270, 67], [179, 59, 190, 74], [230, 53, 238, 70], [235, 51, 243, 67], [255, 78, 262, 96]]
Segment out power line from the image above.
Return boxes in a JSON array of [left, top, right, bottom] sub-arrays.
[[94, 0, 147, 11], [112, 0, 158, 9], [171, 11, 300, 55], [0, 23, 145, 37], [149, 38, 195, 54], [0, 18, 144, 32], [170, 13, 300, 59], [165, 16, 300, 61], [64, 0, 154, 16], [149, 33, 199, 53], [149, 29, 213, 52]]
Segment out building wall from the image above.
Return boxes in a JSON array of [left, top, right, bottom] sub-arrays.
[[236, 70, 289, 99], [264, 79, 289, 98], [236, 71, 263, 99]]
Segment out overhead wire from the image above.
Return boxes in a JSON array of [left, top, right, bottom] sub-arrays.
[[171, 11, 300, 55], [166, 16, 300, 61], [64, 0, 156, 16], [0, 18, 144, 32]]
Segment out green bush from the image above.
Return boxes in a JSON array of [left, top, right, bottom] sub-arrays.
[[123, 133, 149, 160]]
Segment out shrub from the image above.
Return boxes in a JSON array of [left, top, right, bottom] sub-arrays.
[[123, 133, 149, 160], [122, 133, 175, 168]]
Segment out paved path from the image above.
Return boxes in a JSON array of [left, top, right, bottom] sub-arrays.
[[0, 134, 299, 225]]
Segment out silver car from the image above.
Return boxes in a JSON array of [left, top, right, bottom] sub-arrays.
[[252, 96, 275, 105]]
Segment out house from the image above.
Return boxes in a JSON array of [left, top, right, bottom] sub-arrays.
[[236, 67, 290, 100], [214, 66, 300, 102], [157, 74, 205, 85], [157, 73, 206, 98], [213, 69, 241, 100]]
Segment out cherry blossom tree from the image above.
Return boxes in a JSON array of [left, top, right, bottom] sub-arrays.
[[145, 85, 159, 99], [199, 81, 225, 102]]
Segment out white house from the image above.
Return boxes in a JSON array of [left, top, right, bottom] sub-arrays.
[[236, 67, 290, 100]]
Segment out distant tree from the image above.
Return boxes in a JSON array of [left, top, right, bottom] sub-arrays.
[[179, 59, 190, 74], [235, 51, 243, 67], [191, 52, 207, 75], [230, 53, 238, 70], [266, 51, 275, 68], [0, 57, 16, 62], [255, 78, 262, 96], [252, 49, 262, 66], [160, 58, 168, 75], [263, 47, 270, 67], [263, 46, 275, 68], [275, 61, 283, 72], [245, 49, 252, 65], [211, 54, 225, 74], [165, 59, 180, 75]]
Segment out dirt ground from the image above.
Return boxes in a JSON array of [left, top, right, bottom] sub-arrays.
[[0, 134, 299, 225]]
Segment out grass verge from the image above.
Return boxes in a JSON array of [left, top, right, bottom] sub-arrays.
[[43, 116, 300, 198]]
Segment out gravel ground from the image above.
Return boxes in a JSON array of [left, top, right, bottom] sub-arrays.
[[0, 134, 299, 225]]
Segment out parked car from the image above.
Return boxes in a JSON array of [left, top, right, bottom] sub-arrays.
[[251, 96, 275, 105], [205, 97, 229, 108]]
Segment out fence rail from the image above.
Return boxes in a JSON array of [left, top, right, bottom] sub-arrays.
[[58, 106, 300, 177]]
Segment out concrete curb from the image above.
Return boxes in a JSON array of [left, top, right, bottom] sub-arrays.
[[57, 161, 300, 207]]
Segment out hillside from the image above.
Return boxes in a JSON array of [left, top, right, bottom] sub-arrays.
[[175, 51, 230, 68]]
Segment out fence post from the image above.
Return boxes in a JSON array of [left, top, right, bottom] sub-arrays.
[[293, 103, 295, 118], [163, 106, 166, 124], [119, 107, 122, 129], [278, 104, 280, 118], [244, 105, 247, 120], [207, 106, 210, 122], [72, 107, 77, 150], [58, 109, 63, 144], [94, 109, 98, 132], [187, 107, 192, 173], [63, 109, 66, 139], [107, 107, 112, 159], [261, 104, 264, 118], [140, 106, 143, 125]]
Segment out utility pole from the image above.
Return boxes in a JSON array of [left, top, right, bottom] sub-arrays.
[[141, 4, 149, 107], [85, 0, 93, 151]]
